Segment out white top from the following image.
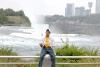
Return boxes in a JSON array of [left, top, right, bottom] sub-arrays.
[[40, 36, 55, 47]]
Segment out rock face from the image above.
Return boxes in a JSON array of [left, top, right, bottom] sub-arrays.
[[50, 23, 100, 35]]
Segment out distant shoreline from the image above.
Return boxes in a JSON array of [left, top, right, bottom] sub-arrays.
[[50, 23, 100, 36]]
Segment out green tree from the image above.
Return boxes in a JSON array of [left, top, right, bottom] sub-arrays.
[[18, 10, 25, 16], [0, 9, 8, 24], [4, 8, 15, 16]]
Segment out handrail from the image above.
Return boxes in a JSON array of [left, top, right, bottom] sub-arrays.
[[0, 56, 100, 58], [0, 62, 100, 65], [0, 56, 100, 65]]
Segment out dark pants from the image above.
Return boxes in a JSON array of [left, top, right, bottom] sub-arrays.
[[38, 46, 56, 67]]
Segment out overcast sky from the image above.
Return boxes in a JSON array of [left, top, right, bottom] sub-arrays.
[[0, 0, 96, 22]]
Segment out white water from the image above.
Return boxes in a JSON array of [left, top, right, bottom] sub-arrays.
[[0, 26, 100, 56]]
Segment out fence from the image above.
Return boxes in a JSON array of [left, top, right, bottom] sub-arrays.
[[0, 54, 100, 67]]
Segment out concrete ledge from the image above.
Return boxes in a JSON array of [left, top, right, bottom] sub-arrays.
[[43, 54, 52, 67]]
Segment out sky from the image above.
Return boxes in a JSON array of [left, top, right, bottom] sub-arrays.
[[0, 0, 96, 22]]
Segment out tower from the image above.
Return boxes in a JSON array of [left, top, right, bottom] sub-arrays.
[[88, 2, 93, 13]]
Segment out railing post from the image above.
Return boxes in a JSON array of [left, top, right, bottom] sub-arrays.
[[42, 54, 52, 67]]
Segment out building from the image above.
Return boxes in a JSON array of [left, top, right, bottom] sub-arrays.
[[96, 0, 100, 13], [75, 7, 91, 16], [75, 7, 85, 16], [65, 3, 74, 17], [83, 9, 91, 16]]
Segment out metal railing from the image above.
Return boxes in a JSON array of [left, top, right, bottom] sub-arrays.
[[0, 55, 100, 66]]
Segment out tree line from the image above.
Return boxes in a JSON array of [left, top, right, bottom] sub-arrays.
[[0, 8, 30, 26], [0, 8, 25, 16], [45, 14, 100, 24]]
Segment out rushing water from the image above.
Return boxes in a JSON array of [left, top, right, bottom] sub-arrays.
[[0, 26, 100, 56]]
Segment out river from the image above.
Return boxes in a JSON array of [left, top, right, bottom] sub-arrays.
[[0, 26, 100, 56]]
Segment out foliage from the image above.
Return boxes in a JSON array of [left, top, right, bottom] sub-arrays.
[[56, 38, 99, 56], [7, 16, 31, 26], [45, 14, 100, 24], [0, 46, 17, 56], [3, 8, 25, 16], [0, 9, 8, 24], [45, 15, 64, 23], [55, 38, 100, 67], [0, 46, 22, 64], [0, 8, 31, 26]]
